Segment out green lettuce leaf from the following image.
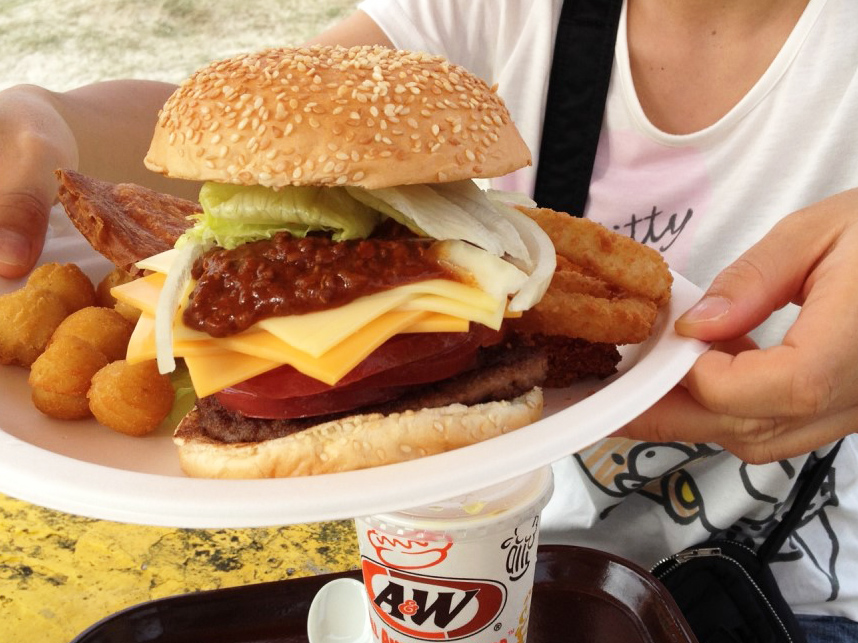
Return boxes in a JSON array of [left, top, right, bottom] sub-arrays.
[[180, 182, 381, 248], [157, 362, 197, 432]]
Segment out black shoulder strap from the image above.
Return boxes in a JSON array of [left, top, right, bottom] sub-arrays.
[[532, 0, 623, 216], [758, 440, 843, 563]]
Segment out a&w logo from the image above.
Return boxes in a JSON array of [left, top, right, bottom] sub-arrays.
[[363, 558, 507, 641], [367, 530, 453, 569]]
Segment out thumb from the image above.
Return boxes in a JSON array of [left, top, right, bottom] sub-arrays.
[[675, 218, 823, 342], [0, 86, 80, 279], [0, 190, 52, 279]]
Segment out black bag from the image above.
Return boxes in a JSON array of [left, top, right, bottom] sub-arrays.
[[651, 443, 841, 643]]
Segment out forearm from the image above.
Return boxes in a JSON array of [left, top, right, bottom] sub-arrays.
[[0, 11, 393, 277], [46, 80, 201, 200], [38, 10, 389, 199]]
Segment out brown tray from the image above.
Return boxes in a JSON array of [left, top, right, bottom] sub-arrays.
[[70, 545, 698, 643]]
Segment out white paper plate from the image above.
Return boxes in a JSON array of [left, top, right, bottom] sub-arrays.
[[0, 207, 708, 528]]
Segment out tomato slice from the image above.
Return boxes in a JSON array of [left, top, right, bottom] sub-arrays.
[[230, 325, 501, 399], [216, 383, 412, 419], [215, 326, 501, 419]]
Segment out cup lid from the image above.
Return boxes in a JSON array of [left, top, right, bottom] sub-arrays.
[[358, 466, 553, 540]]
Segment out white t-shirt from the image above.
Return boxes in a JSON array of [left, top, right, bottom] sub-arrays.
[[359, 0, 858, 619]]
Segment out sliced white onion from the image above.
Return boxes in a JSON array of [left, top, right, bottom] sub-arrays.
[[352, 181, 553, 311], [154, 239, 209, 374], [435, 239, 528, 301], [486, 188, 537, 209], [491, 201, 557, 312], [350, 184, 506, 256], [430, 180, 529, 262]]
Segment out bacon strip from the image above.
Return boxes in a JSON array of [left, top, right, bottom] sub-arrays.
[[56, 169, 197, 275]]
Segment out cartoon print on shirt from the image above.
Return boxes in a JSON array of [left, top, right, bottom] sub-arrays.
[[725, 459, 842, 601], [577, 438, 842, 599], [575, 438, 719, 527], [576, 438, 796, 533], [575, 438, 716, 499]]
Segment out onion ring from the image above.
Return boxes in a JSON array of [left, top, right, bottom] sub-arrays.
[[518, 206, 672, 306], [511, 207, 671, 345]]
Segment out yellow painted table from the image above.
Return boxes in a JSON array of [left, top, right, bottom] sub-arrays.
[[0, 492, 359, 643]]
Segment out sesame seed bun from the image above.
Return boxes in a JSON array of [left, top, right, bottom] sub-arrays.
[[144, 45, 532, 189], [173, 388, 543, 478]]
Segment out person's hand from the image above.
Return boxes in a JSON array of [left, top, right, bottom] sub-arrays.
[[617, 188, 858, 463], [0, 85, 79, 278]]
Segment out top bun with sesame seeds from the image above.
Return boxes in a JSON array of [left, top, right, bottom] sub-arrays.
[[144, 45, 531, 189]]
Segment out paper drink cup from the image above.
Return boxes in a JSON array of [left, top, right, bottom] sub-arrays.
[[355, 466, 553, 643]]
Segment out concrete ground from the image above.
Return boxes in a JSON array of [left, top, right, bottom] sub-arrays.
[[0, 0, 360, 91]]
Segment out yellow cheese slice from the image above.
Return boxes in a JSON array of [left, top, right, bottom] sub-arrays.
[[134, 248, 180, 274], [184, 351, 279, 398], [128, 309, 469, 364], [399, 294, 506, 330], [112, 273, 166, 316], [256, 279, 496, 357], [183, 310, 429, 396], [222, 309, 426, 384], [114, 276, 495, 355], [257, 289, 414, 358], [114, 263, 505, 395], [402, 313, 469, 333], [127, 314, 223, 361], [128, 308, 444, 395]]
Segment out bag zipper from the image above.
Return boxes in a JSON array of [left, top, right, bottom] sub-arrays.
[[651, 542, 795, 643]]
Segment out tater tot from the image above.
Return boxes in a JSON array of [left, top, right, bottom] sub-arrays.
[[30, 388, 92, 421], [28, 335, 109, 419], [96, 268, 140, 322], [0, 288, 70, 367], [95, 267, 133, 307], [88, 360, 175, 436], [50, 306, 134, 362], [26, 262, 96, 313], [113, 300, 142, 323]]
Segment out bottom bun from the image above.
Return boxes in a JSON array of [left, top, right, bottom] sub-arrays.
[[174, 387, 543, 478]]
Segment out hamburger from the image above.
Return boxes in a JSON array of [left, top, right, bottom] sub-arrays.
[[59, 45, 630, 478]]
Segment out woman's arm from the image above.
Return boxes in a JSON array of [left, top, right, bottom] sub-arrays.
[[0, 9, 390, 278]]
